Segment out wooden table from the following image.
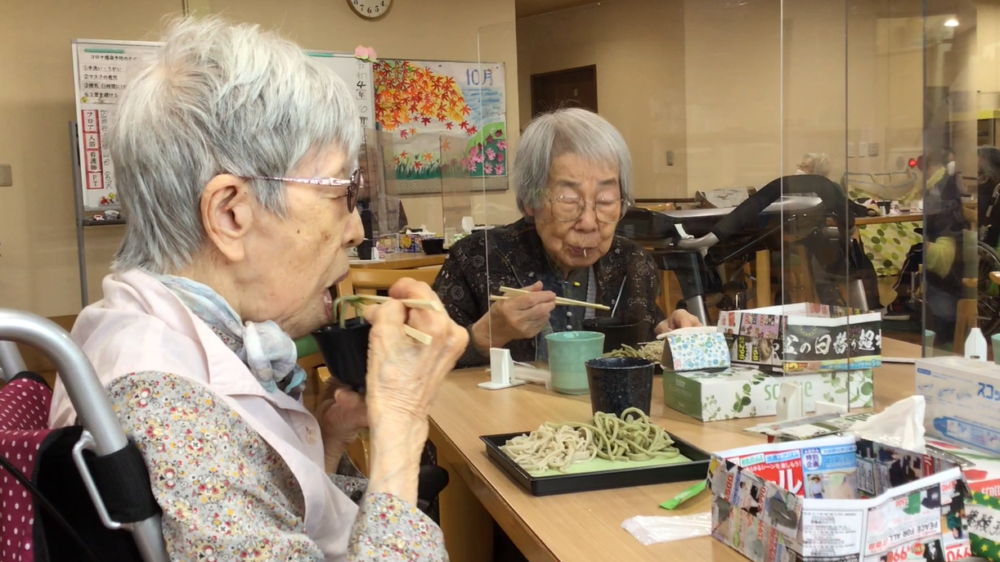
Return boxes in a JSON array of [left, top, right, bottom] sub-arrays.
[[429, 339, 922, 562], [348, 252, 447, 270], [855, 213, 923, 226]]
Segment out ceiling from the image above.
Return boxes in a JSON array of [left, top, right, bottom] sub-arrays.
[[514, 0, 605, 19]]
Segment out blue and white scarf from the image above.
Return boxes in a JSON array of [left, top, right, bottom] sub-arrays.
[[155, 274, 307, 397]]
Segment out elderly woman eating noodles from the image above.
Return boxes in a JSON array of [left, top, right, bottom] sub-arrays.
[[48, 18, 465, 561], [435, 108, 701, 367]]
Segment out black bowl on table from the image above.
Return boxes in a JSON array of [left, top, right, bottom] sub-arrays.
[[421, 237, 446, 255], [311, 318, 370, 392], [581, 317, 644, 354], [585, 357, 655, 418]]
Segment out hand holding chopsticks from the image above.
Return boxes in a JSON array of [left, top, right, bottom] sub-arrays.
[[496, 286, 610, 311], [353, 294, 444, 312], [351, 295, 441, 345]]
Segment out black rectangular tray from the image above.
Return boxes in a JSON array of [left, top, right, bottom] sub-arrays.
[[481, 431, 711, 496]]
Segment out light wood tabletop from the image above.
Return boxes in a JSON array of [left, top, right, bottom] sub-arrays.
[[348, 252, 447, 270], [429, 338, 923, 562]]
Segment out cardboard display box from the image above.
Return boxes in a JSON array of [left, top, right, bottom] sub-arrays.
[[663, 366, 873, 422], [717, 303, 882, 374], [709, 437, 970, 562]]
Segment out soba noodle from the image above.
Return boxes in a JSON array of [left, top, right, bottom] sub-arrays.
[[500, 424, 597, 473], [500, 408, 680, 473], [603, 341, 664, 363]]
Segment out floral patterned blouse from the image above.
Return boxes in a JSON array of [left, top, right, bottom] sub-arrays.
[[108, 371, 447, 561], [433, 218, 666, 366]]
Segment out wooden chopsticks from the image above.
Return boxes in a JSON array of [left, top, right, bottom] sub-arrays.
[[352, 298, 437, 345], [496, 286, 611, 311], [354, 294, 444, 312]]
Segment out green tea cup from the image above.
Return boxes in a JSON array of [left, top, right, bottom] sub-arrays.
[[546, 331, 605, 395]]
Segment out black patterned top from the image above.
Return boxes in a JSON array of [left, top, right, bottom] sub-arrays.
[[433, 218, 666, 366]]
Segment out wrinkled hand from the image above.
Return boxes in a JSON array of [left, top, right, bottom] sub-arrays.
[[654, 309, 703, 335], [473, 281, 556, 349], [317, 381, 368, 452], [364, 278, 469, 425]]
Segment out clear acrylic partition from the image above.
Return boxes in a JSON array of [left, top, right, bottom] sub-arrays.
[[919, 0, 981, 358], [471, 0, 989, 384], [359, 129, 405, 257], [439, 134, 475, 248]]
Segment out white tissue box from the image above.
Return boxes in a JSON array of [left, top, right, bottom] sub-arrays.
[[663, 368, 872, 422], [917, 356, 1000, 455]]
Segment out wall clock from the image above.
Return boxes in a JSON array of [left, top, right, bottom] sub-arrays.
[[348, 0, 391, 19]]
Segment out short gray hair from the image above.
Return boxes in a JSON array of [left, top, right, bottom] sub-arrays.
[[803, 152, 832, 177], [513, 108, 633, 216], [110, 17, 362, 273]]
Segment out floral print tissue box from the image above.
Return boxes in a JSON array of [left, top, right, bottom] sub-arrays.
[[661, 331, 731, 372]]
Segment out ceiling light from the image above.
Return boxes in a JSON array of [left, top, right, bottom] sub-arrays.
[[945, 18, 959, 27]]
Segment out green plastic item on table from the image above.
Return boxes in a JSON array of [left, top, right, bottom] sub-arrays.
[[659, 481, 706, 510], [295, 335, 319, 359]]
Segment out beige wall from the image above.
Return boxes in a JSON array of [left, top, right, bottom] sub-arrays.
[[682, 0, 783, 193], [515, 0, 946, 196], [980, 0, 1000, 93], [0, 1, 178, 318], [516, 0, 688, 199], [0, 0, 519, 316]]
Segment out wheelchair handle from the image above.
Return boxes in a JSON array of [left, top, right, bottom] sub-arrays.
[[0, 309, 170, 562], [0, 310, 125, 455]]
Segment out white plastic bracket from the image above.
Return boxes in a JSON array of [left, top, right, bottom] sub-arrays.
[[776, 381, 804, 422], [479, 348, 526, 390]]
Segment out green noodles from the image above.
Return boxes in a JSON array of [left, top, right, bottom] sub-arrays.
[[500, 408, 680, 473], [603, 341, 664, 363]]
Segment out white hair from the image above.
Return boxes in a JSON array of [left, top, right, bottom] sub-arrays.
[[513, 108, 633, 216], [803, 152, 832, 177], [110, 17, 362, 273]]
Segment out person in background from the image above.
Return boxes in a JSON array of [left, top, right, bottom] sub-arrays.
[[434, 108, 701, 367], [797, 152, 832, 177], [884, 149, 965, 339], [793, 151, 880, 308], [49, 17, 464, 560], [977, 146, 1000, 249]]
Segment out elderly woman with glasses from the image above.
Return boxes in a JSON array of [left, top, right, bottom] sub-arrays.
[[48, 18, 465, 561], [435, 108, 700, 366]]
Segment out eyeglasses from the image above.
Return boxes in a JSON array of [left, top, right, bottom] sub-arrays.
[[548, 195, 626, 224], [244, 169, 364, 213]]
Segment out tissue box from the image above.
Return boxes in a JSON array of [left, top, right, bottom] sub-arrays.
[[709, 436, 971, 562], [663, 367, 871, 422], [660, 331, 730, 371], [717, 303, 882, 373], [374, 234, 399, 254], [917, 356, 1000, 456]]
